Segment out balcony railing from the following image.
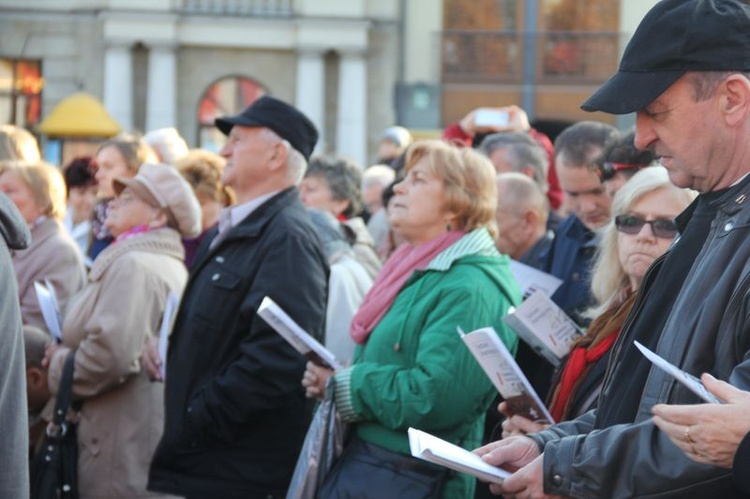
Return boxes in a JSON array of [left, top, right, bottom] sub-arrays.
[[180, 0, 295, 17], [442, 30, 622, 85]]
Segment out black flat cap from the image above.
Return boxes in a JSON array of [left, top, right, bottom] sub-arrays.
[[582, 0, 750, 115], [215, 95, 319, 161]]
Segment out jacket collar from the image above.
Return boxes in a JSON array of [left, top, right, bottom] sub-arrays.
[[675, 173, 750, 232], [425, 228, 500, 272], [88, 228, 184, 281], [220, 187, 298, 242]]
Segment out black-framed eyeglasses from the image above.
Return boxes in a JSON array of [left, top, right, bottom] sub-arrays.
[[599, 162, 645, 182], [614, 214, 679, 239]]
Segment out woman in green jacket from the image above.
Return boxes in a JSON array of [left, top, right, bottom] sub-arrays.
[[303, 139, 521, 498]]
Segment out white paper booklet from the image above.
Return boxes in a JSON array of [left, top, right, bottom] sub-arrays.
[[509, 260, 563, 299], [157, 292, 180, 380], [34, 279, 62, 342], [257, 296, 341, 370], [501, 290, 582, 367], [408, 428, 511, 485], [633, 341, 723, 404], [459, 327, 554, 423]]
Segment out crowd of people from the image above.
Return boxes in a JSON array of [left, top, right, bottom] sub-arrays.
[[2, 0, 750, 498]]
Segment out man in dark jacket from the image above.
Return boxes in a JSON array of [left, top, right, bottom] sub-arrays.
[[542, 121, 618, 326], [0, 192, 30, 499], [147, 96, 328, 499], [477, 0, 750, 497]]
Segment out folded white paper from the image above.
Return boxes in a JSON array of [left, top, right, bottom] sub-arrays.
[[257, 296, 341, 370], [459, 326, 554, 423], [34, 280, 62, 342], [634, 341, 722, 404], [502, 290, 582, 367], [408, 428, 511, 485], [509, 260, 563, 299], [157, 292, 180, 380]]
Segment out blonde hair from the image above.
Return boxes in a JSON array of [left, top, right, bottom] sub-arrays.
[[405, 140, 498, 237], [97, 134, 154, 173], [175, 149, 235, 206], [0, 162, 68, 221], [585, 166, 696, 318], [0, 125, 41, 163]]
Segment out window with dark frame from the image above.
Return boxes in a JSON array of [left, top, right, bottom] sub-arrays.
[[0, 57, 43, 129]]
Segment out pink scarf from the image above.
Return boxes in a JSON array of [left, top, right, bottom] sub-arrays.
[[350, 230, 465, 344]]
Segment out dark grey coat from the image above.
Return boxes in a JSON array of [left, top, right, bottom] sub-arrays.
[[0, 192, 30, 499]]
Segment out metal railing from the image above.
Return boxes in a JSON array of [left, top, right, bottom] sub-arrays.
[[441, 30, 622, 84], [180, 0, 295, 17]]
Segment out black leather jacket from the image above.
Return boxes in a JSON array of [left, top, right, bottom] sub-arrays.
[[531, 177, 750, 498]]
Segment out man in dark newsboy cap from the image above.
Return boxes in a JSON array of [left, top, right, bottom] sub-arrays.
[[476, 1, 750, 497], [147, 95, 328, 499]]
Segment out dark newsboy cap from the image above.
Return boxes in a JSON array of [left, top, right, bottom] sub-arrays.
[[582, 0, 750, 115], [215, 95, 319, 161]]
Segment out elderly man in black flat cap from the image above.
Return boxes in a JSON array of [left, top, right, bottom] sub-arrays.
[[474, 0, 750, 497], [146, 96, 328, 499]]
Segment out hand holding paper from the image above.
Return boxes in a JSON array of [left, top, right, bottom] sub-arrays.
[[408, 428, 511, 484]]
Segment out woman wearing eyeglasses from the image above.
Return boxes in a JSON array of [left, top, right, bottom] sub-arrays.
[[500, 166, 696, 436]]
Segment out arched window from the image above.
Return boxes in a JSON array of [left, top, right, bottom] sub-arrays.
[[197, 75, 267, 152]]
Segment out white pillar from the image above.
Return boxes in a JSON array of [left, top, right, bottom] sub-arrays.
[[146, 44, 177, 132], [104, 43, 133, 131], [336, 51, 367, 167], [296, 49, 326, 154]]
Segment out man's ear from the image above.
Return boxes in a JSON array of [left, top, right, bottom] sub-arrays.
[[720, 74, 750, 127], [27, 366, 44, 388], [268, 141, 289, 172]]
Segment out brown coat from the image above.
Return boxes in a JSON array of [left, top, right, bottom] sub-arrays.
[[48, 229, 186, 499], [12, 217, 85, 331]]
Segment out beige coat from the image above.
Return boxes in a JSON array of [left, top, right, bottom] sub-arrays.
[[48, 229, 186, 499], [12, 217, 85, 331]]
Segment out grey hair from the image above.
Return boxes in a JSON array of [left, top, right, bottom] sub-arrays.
[[584, 166, 696, 319], [305, 155, 364, 218], [480, 132, 549, 192], [686, 71, 750, 102], [362, 164, 396, 190], [257, 127, 308, 185]]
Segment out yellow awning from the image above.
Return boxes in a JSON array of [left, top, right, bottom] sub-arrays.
[[37, 92, 121, 138]]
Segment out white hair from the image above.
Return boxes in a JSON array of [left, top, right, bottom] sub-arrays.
[[143, 127, 189, 165], [362, 164, 396, 190], [258, 127, 308, 185]]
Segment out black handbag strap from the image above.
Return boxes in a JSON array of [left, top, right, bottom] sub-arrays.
[[50, 351, 78, 432]]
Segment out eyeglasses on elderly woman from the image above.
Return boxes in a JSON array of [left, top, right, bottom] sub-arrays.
[[614, 214, 678, 238]]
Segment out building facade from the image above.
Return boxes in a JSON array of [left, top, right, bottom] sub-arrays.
[[0, 0, 659, 165], [0, 0, 401, 166]]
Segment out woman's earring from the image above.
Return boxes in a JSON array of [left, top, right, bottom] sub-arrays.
[[446, 223, 452, 232]]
